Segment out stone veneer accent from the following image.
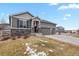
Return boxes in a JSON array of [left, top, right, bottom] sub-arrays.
[[11, 29, 31, 36]]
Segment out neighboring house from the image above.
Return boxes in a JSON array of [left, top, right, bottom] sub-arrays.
[[9, 12, 57, 36], [72, 30, 77, 33], [0, 23, 10, 30], [56, 26, 65, 34], [0, 23, 11, 36], [65, 30, 72, 33]]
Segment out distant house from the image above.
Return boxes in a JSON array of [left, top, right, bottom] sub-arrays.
[[65, 30, 78, 34], [0, 23, 11, 36], [0, 23, 10, 30], [56, 26, 65, 34], [9, 12, 57, 36]]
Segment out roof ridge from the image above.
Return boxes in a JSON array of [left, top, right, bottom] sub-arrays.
[[10, 11, 34, 17], [41, 19, 57, 25]]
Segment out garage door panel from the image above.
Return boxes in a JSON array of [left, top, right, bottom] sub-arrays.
[[40, 28, 50, 35]]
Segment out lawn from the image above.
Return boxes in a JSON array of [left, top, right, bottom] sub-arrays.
[[70, 33, 79, 38], [74, 34, 79, 38], [0, 35, 79, 56]]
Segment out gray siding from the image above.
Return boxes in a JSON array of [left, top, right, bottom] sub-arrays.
[[11, 17, 18, 28], [10, 13, 33, 28]]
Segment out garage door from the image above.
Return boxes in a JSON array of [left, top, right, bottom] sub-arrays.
[[40, 28, 50, 35]]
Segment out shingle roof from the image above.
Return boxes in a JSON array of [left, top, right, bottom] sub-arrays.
[[10, 12, 34, 17], [10, 11, 57, 25], [33, 17, 57, 25], [40, 19, 57, 25]]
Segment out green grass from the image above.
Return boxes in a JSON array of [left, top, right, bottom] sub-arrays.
[[0, 36, 79, 56]]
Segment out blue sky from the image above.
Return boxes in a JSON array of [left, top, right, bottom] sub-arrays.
[[0, 3, 79, 30]]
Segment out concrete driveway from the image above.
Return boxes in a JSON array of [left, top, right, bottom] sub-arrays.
[[45, 35, 79, 46]]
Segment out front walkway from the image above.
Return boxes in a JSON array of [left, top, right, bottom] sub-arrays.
[[45, 35, 79, 46]]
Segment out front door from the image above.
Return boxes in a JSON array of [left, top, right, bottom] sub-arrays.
[[33, 21, 39, 33]]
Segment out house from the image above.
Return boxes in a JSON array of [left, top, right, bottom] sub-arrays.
[[8, 12, 56, 36], [65, 30, 77, 33], [0, 23, 11, 36], [56, 26, 65, 34], [0, 23, 10, 30], [0, 12, 57, 37]]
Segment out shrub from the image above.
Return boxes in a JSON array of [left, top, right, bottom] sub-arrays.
[[17, 36, 21, 38], [23, 35, 30, 39], [11, 37, 16, 40], [0, 37, 10, 41]]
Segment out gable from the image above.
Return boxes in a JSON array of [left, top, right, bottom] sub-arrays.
[[11, 12, 34, 19], [32, 17, 40, 21]]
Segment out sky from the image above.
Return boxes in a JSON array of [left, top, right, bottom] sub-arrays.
[[0, 3, 79, 30]]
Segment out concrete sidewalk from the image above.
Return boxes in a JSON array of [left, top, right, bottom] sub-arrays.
[[45, 35, 79, 46]]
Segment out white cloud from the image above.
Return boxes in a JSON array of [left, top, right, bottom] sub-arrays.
[[58, 4, 79, 10], [49, 3, 59, 6], [65, 14, 71, 17], [63, 17, 67, 20], [63, 14, 71, 20]]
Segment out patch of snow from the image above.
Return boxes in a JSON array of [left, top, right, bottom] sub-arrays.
[[41, 44, 45, 46], [24, 51, 27, 55], [24, 43, 47, 56], [59, 47, 63, 50], [26, 46, 32, 52], [61, 44, 65, 46], [44, 41, 48, 43], [49, 49, 54, 52], [40, 40, 48, 43], [25, 43, 29, 46], [57, 47, 63, 50], [34, 49, 37, 52], [37, 51, 47, 56], [40, 40, 44, 42]]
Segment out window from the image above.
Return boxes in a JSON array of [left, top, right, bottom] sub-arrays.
[[17, 19, 20, 28], [17, 19, 31, 28], [27, 20, 31, 28], [19, 20, 23, 28], [23, 20, 27, 28], [33, 21, 39, 26]]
